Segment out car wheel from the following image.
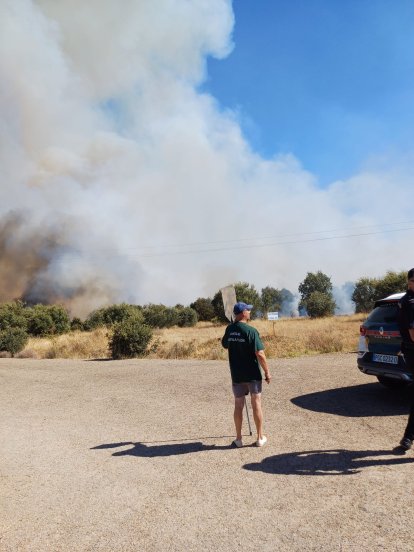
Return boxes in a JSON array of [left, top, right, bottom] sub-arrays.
[[376, 376, 409, 389]]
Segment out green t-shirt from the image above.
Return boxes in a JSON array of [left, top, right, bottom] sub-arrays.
[[222, 321, 264, 383]]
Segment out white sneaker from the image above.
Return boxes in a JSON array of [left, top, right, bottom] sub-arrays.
[[232, 439, 243, 448], [255, 436, 267, 447]]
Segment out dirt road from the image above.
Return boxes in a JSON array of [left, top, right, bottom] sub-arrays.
[[1, 354, 413, 551]]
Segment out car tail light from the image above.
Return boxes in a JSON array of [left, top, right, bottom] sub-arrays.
[[360, 325, 366, 336]]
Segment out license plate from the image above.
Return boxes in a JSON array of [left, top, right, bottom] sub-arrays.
[[372, 353, 398, 365]]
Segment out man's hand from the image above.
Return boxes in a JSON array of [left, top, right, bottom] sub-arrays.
[[256, 350, 271, 384]]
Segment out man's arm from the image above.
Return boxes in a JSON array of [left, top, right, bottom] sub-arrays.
[[221, 328, 229, 349], [409, 328, 414, 342], [256, 350, 271, 383]]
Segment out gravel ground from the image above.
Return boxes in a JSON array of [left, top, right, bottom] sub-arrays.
[[1, 353, 413, 552]]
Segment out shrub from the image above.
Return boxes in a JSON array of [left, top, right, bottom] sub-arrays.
[[47, 305, 71, 334], [0, 301, 28, 331], [26, 305, 71, 336], [0, 327, 29, 357], [176, 307, 198, 327], [109, 319, 153, 359], [190, 298, 215, 321], [142, 304, 179, 328], [26, 306, 54, 336], [85, 303, 143, 330], [70, 317, 85, 331]]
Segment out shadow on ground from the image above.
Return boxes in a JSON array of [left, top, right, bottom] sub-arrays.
[[291, 383, 412, 417], [243, 449, 414, 476], [91, 440, 233, 457]]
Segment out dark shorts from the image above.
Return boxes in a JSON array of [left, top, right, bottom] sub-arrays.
[[232, 380, 262, 398]]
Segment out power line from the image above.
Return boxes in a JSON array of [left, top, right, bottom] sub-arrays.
[[72, 220, 414, 255], [26, 221, 413, 266], [132, 226, 414, 258]]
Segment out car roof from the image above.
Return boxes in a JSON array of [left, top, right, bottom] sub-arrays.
[[374, 292, 404, 306], [383, 292, 405, 300]]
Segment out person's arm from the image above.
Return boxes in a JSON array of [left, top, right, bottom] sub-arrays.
[[409, 328, 414, 341], [256, 349, 271, 383], [221, 328, 229, 349]]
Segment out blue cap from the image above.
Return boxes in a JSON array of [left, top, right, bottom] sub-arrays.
[[233, 302, 253, 315]]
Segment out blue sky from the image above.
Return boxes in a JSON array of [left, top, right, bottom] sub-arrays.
[[204, 0, 414, 185]]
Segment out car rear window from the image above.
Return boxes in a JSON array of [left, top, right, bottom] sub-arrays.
[[366, 303, 399, 324]]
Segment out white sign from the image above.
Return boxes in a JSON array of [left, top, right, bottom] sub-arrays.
[[220, 285, 237, 322], [267, 312, 279, 321]]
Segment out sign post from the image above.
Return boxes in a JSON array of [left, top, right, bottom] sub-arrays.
[[267, 311, 279, 336]]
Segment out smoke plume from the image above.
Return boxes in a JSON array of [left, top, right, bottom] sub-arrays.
[[1, 1, 413, 316]]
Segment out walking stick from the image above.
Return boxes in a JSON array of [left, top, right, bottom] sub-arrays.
[[245, 398, 252, 436]]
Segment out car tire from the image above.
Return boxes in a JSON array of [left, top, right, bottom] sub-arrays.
[[376, 376, 409, 389]]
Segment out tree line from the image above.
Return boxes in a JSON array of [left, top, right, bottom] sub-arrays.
[[0, 269, 407, 358]]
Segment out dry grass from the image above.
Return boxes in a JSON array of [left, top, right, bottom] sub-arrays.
[[149, 314, 366, 360], [16, 315, 367, 360], [17, 328, 109, 360]]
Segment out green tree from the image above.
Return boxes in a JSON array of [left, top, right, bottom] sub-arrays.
[[26, 304, 71, 336], [306, 291, 336, 318], [47, 305, 71, 334], [190, 298, 215, 321], [0, 327, 29, 357], [299, 271, 335, 317], [70, 317, 85, 331], [211, 291, 228, 322], [375, 270, 406, 299], [352, 271, 406, 313], [175, 307, 198, 327], [260, 287, 282, 316], [26, 306, 54, 336], [352, 277, 378, 313], [85, 303, 143, 329], [212, 282, 261, 322], [299, 271, 333, 303], [142, 304, 179, 328], [109, 319, 153, 359], [0, 301, 28, 331]]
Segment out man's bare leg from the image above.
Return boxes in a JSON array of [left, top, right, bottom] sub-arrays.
[[250, 393, 264, 440], [234, 396, 245, 440]]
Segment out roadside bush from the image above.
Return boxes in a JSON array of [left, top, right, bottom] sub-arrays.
[[70, 317, 85, 331], [47, 305, 71, 334], [26, 305, 71, 337], [0, 301, 28, 331], [176, 307, 198, 327], [0, 327, 29, 357], [190, 298, 215, 321], [109, 319, 153, 359], [85, 303, 143, 330], [142, 304, 179, 328], [26, 307, 53, 336]]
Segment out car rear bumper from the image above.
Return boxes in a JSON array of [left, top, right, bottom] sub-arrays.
[[357, 356, 413, 381]]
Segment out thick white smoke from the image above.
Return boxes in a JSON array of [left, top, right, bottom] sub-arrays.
[[1, 0, 413, 316]]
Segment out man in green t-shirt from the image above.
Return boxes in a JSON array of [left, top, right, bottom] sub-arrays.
[[222, 302, 271, 448]]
